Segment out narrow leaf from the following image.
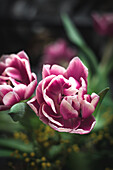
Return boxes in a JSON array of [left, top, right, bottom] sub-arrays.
[[0, 149, 13, 157], [61, 13, 98, 73], [0, 138, 33, 152], [61, 13, 86, 47], [93, 87, 109, 117]]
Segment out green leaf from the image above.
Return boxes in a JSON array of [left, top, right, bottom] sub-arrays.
[[66, 151, 91, 170], [47, 144, 63, 159], [93, 87, 109, 130], [0, 149, 13, 157], [61, 13, 86, 47], [0, 138, 33, 153], [9, 103, 27, 122], [94, 87, 109, 116], [0, 111, 23, 133], [61, 13, 98, 73]]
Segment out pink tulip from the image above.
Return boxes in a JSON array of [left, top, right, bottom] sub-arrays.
[[43, 39, 77, 65], [28, 57, 99, 134], [92, 13, 113, 36], [0, 51, 37, 111]]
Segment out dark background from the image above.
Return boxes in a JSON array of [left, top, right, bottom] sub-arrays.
[[0, 0, 113, 68]]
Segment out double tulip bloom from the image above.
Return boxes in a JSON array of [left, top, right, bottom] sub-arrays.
[[0, 51, 37, 111], [0, 50, 99, 134], [28, 57, 99, 134]]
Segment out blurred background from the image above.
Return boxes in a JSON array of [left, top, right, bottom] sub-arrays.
[[0, 0, 113, 170], [0, 0, 113, 66]]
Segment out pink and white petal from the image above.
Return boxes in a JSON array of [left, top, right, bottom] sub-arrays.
[[81, 100, 95, 118], [50, 65, 66, 76], [0, 85, 13, 97], [8, 56, 30, 85], [22, 59, 32, 82], [39, 105, 49, 125], [78, 87, 86, 103], [24, 78, 37, 99], [48, 123, 72, 133], [43, 88, 57, 112], [16, 51, 31, 78], [31, 72, 37, 82], [42, 75, 56, 90], [49, 117, 81, 133], [45, 76, 62, 95], [65, 57, 88, 83], [42, 65, 51, 78], [64, 77, 79, 96], [71, 115, 96, 134], [4, 67, 22, 81], [37, 75, 55, 105], [42, 104, 63, 127], [60, 98, 79, 120], [27, 97, 39, 115], [13, 84, 26, 100], [9, 77, 22, 86], [3, 91, 20, 106], [0, 62, 6, 74], [0, 75, 10, 81], [69, 77, 80, 89], [84, 94, 91, 103], [80, 77, 87, 90], [0, 55, 12, 66], [36, 80, 44, 105], [91, 93, 100, 107], [17, 51, 29, 61], [43, 76, 64, 113]]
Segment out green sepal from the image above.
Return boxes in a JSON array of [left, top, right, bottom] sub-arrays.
[[9, 103, 27, 122]]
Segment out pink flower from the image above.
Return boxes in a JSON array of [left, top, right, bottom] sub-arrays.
[[43, 39, 77, 65], [0, 51, 37, 111], [28, 57, 99, 134], [92, 13, 113, 36]]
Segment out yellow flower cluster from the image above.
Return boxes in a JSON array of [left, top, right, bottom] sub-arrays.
[[67, 144, 80, 153], [10, 150, 20, 159], [35, 124, 55, 145], [13, 131, 29, 144], [86, 126, 113, 148]]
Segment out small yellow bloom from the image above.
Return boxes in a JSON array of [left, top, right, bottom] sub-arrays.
[[46, 162, 51, 167], [30, 152, 35, 157], [72, 144, 80, 152], [31, 162, 35, 166], [14, 132, 20, 139], [25, 157, 30, 162], [41, 162, 46, 168], [41, 157, 46, 161], [20, 132, 27, 140], [23, 153, 27, 157]]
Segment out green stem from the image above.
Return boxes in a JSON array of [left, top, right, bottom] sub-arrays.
[[99, 38, 113, 75], [80, 45, 98, 73]]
